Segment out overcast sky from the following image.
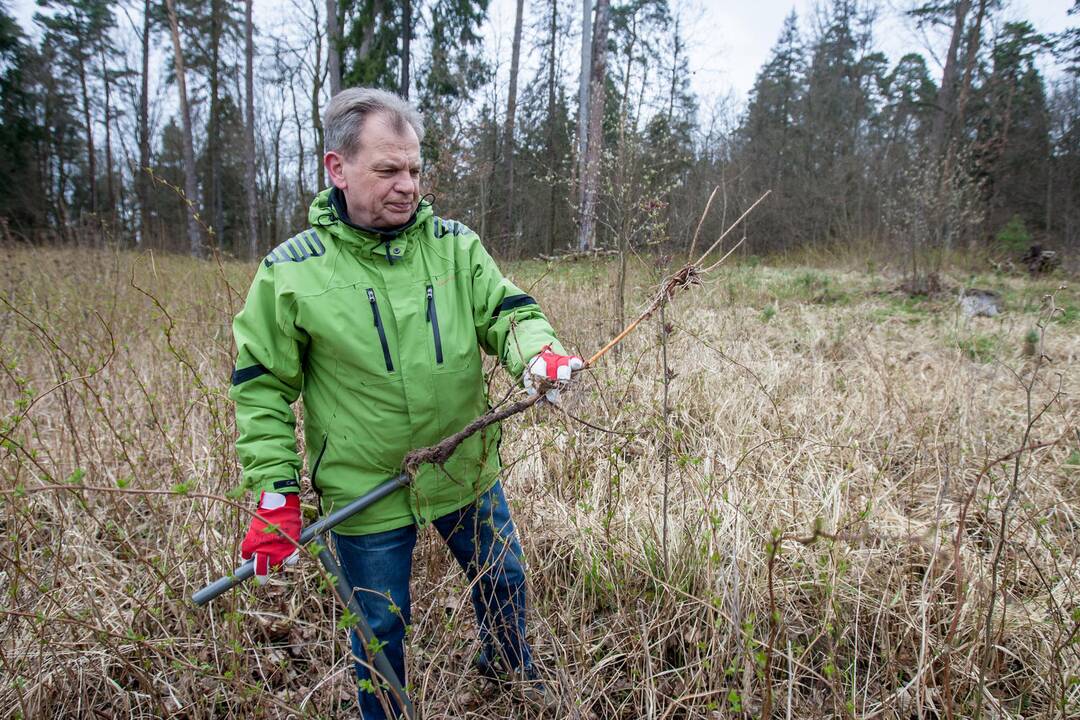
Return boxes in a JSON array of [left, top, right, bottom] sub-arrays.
[[482, 0, 1076, 102], [9, 0, 1077, 108], [680, 1, 1076, 99]]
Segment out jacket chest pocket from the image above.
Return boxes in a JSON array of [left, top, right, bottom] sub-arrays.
[[425, 279, 477, 374], [297, 286, 401, 387], [366, 288, 395, 374], [350, 287, 400, 386]]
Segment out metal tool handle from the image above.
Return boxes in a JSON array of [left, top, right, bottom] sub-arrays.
[[192, 472, 411, 606]]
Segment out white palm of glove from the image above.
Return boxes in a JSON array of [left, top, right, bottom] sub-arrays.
[[523, 345, 584, 403]]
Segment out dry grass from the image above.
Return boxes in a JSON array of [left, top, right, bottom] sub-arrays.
[[1, 246, 1078, 719]]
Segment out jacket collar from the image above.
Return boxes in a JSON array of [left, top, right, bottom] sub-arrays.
[[328, 187, 421, 239], [310, 188, 433, 264]]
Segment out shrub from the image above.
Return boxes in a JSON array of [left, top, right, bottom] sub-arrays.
[[996, 214, 1032, 253]]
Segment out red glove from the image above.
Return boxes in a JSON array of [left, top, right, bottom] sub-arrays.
[[241, 492, 302, 584], [523, 345, 584, 403]]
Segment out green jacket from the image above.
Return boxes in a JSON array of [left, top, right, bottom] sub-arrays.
[[230, 188, 564, 535]]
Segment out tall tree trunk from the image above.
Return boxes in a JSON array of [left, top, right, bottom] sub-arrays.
[[138, 0, 151, 245], [269, 110, 285, 245], [667, 16, 682, 126], [577, 0, 592, 199], [56, 140, 72, 243], [245, 0, 259, 258], [312, 15, 326, 192], [953, 0, 988, 141], [931, 0, 972, 157], [326, 0, 341, 95], [616, 11, 637, 153], [400, 0, 411, 97], [207, 0, 224, 247], [76, 35, 97, 217], [358, 0, 384, 67], [545, 0, 558, 254], [503, 0, 524, 243], [100, 44, 115, 226], [165, 0, 203, 257], [577, 0, 609, 252], [291, 83, 307, 206]]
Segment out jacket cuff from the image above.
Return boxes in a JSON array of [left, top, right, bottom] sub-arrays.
[[245, 468, 301, 496]]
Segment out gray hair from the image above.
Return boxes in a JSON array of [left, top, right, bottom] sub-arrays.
[[323, 87, 425, 158]]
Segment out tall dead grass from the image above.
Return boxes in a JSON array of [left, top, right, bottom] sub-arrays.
[[0, 246, 1077, 718]]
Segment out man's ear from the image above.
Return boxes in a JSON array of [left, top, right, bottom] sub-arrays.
[[324, 151, 347, 189]]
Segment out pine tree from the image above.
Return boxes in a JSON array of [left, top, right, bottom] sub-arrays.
[[801, 0, 884, 239], [341, 0, 404, 89], [164, 0, 203, 255], [518, 0, 575, 255], [1054, 1, 1078, 76], [742, 10, 806, 188], [34, 0, 118, 221], [0, 2, 46, 230], [972, 21, 1052, 233], [173, 0, 243, 245], [1047, 78, 1079, 247], [739, 10, 810, 248], [418, 0, 489, 174], [136, 0, 154, 245], [878, 53, 936, 150]]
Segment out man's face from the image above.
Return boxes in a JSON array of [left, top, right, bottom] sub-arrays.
[[325, 113, 421, 229]]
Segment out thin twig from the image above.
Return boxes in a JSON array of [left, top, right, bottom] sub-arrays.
[[686, 184, 720, 264], [693, 190, 771, 268]]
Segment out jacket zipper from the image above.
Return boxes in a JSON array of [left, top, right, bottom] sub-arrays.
[[366, 288, 394, 372], [426, 285, 444, 364], [309, 433, 329, 495]]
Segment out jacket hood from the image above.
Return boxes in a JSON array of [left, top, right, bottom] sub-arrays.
[[309, 187, 434, 263]]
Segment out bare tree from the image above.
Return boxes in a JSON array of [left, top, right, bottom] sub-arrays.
[[577, 0, 592, 199], [99, 43, 115, 219], [930, 0, 972, 156], [545, 0, 560, 254], [138, 0, 151, 245], [308, 0, 327, 191], [77, 34, 96, 216], [245, 0, 259, 258], [278, 0, 329, 193], [290, 72, 308, 207], [308, 0, 324, 191], [326, 0, 341, 95], [165, 0, 203, 257], [577, 0, 609, 251], [503, 0, 524, 241], [401, 0, 412, 97]]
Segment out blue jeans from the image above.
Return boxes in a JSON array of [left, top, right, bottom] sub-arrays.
[[333, 480, 533, 719]]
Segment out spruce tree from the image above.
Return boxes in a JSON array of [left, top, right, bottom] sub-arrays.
[[0, 2, 45, 230]]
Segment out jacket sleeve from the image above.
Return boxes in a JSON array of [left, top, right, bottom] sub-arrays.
[[468, 233, 566, 379], [229, 262, 308, 496]]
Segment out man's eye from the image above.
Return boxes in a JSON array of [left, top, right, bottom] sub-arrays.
[[410, 169, 420, 177]]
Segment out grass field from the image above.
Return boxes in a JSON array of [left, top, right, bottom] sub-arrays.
[[1, 245, 1078, 719]]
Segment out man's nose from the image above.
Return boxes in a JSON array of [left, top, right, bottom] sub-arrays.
[[392, 171, 415, 192]]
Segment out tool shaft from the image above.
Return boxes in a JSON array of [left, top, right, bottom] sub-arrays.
[[192, 472, 411, 606]]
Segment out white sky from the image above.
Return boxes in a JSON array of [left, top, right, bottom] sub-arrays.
[[9, 0, 1077, 110], [481, 0, 1076, 106]]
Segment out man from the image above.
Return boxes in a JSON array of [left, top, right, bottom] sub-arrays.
[[229, 87, 582, 718]]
